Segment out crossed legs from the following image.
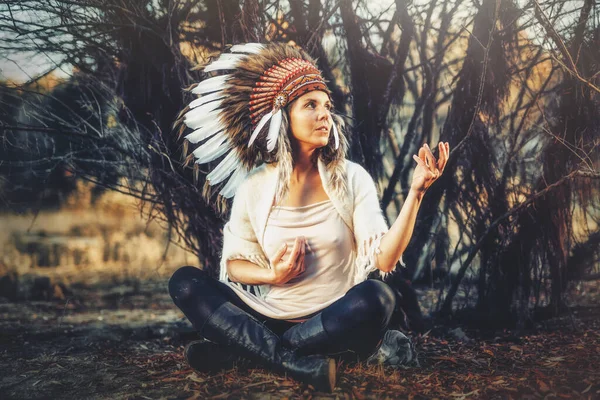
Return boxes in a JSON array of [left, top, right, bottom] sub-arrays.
[[169, 266, 396, 357], [169, 266, 335, 391], [282, 279, 397, 358]]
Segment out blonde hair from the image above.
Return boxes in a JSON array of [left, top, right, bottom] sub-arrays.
[[270, 107, 349, 207]]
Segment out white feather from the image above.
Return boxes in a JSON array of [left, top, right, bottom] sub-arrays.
[[185, 119, 225, 143], [219, 165, 249, 198], [193, 134, 231, 164], [204, 54, 245, 72], [218, 53, 245, 61], [248, 111, 273, 147], [332, 122, 340, 150], [189, 92, 225, 109], [266, 108, 282, 152], [191, 74, 230, 95], [185, 99, 221, 120], [184, 108, 220, 130], [207, 150, 238, 185], [230, 43, 264, 54]]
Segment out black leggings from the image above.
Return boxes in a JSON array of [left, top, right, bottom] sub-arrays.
[[169, 266, 396, 357]]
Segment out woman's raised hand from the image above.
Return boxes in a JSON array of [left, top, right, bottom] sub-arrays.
[[411, 142, 449, 195], [268, 236, 306, 285]]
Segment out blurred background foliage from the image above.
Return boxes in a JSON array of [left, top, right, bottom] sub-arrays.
[[0, 0, 598, 329]]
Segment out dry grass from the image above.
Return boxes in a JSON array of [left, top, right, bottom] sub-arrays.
[[0, 181, 197, 286]]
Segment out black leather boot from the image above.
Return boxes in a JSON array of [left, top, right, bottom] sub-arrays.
[[184, 339, 239, 372], [282, 313, 386, 362], [202, 302, 336, 392], [282, 314, 330, 355]]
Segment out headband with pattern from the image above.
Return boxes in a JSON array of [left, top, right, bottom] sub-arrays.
[[176, 42, 340, 201]]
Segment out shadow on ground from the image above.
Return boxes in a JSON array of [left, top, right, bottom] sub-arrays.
[[1, 280, 599, 399]]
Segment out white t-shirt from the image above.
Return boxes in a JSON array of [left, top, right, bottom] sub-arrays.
[[226, 200, 356, 320]]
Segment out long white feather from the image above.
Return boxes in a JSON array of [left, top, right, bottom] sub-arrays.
[[184, 108, 220, 130], [203, 54, 245, 72], [218, 53, 245, 61], [193, 134, 231, 164], [185, 119, 225, 143], [332, 122, 340, 150], [230, 43, 264, 54], [248, 111, 273, 147], [185, 99, 221, 120], [191, 74, 230, 95], [189, 92, 225, 109], [203, 59, 239, 72], [266, 108, 282, 152], [207, 150, 238, 185], [219, 164, 249, 198]]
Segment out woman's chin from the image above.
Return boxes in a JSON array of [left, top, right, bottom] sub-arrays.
[[296, 137, 330, 150], [315, 136, 330, 147], [315, 140, 329, 148]]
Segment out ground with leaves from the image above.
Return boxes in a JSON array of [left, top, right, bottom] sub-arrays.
[[1, 280, 599, 399]]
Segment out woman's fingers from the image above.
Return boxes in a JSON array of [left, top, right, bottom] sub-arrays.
[[414, 151, 434, 176], [287, 237, 301, 266], [437, 142, 445, 171], [419, 143, 439, 177], [438, 142, 449, 171], [411, 142, 450, 193], [290, 238, 306, 277], [298, 254, 305, 274], [444, 142, 450, 170], [289, 237, 306, 269], [418, 146, 428, 166], [273, 243, 288, 263], [423, 143, 437, 170], [271, 237, 308, 284], [413, 154, 427, 168], [298, 240, 305, 271]]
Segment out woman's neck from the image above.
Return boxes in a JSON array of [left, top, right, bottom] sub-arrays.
[[291, 148, 319, 182]]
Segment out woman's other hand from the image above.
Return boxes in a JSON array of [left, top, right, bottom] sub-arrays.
[[269, 236, 306, 285], [411, 142, 449, 195]]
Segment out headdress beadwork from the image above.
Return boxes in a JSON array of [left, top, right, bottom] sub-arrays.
[[176, 42, 340, 201]]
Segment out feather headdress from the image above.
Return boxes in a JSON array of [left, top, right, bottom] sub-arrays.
[[176, 42, 345, 212]]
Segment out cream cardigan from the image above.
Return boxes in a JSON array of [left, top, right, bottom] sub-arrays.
[[220, 157, 396, 297]]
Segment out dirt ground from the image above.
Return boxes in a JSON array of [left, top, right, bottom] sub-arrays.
[[1, 279, 599, 400], [2, 183, 597, 399]]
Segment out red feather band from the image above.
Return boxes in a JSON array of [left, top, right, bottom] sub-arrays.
[[249, 58, 329, 125]]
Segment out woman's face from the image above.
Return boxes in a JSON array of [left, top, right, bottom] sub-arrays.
[[288, 90, 333, 150]]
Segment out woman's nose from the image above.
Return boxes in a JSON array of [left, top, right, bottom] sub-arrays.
[[317, 106, 330, 120]]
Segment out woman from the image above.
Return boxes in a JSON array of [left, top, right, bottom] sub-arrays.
[[169, 43, 448, 392]]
